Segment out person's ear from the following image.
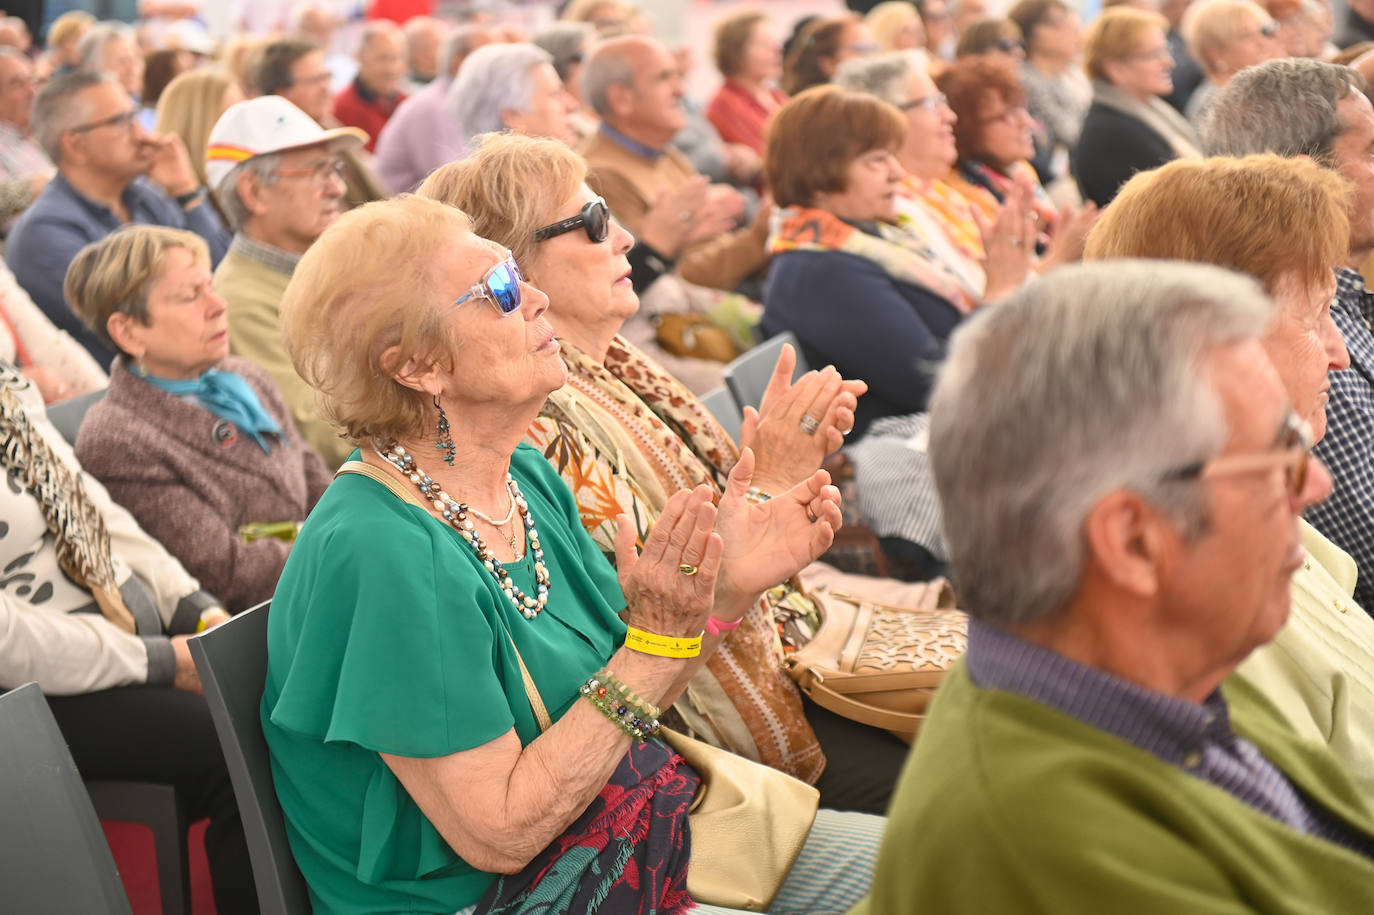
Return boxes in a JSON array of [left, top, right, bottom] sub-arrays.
[[381, 344, 444, 397], [500, 107, 525, 133], [605, 80, 635, 119], [105, 311, 144, 362], [1081, 489, 1175, 599], [236, 168, 272, 217]]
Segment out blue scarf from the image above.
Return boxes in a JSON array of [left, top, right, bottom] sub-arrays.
[[140, 367, 283, 454]]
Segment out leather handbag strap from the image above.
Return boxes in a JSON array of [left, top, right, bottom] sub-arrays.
[[792, 670, 927, 733], [336, 459, 428, 507], [337, 459, 555, 733]]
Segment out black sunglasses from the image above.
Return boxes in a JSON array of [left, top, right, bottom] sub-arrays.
[[534, 197, 610, 243]]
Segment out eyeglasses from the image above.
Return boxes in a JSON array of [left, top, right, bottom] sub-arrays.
[[70, 108, 139, 134], [534, 197, 609, 243], [982, 104, 1031, 126], [273, 159, 348, 188], [447, 254, 525, 317], [899, 91, 948, 112], [1128, 46, 1175, 62], [1162, 411, 1313, 498], [993, 36, 1026, 54]]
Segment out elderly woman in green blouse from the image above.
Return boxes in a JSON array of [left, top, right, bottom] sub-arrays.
[[262, 194, 884, 914]]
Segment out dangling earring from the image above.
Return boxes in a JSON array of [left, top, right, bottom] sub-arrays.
[[434, 394, 456, 466], [133, 352, 147, 376]]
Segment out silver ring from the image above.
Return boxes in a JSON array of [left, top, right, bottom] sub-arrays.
[[800, 415, 821, 435], [806, 506, 818, 523]]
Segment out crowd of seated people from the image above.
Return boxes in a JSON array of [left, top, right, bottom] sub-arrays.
[[7, 1, 1374, 912]]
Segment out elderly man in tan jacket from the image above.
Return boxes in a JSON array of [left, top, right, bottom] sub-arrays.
[[579, 34, 771, 295]]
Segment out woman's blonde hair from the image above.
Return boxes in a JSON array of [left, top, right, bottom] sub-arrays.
[[417, 132, 587, 279], [155, 68, 237, 189], [1084, 153, 1350, 297], [866, 1, 922, 51], [47, 11, 94, 53], [64, 226, 209, 356], [1083, 7, 1169, 81], [1181, 0, 1272, 78], [280, 196, 471, 446]]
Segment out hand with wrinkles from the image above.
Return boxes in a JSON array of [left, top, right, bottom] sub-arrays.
[[739, 343, 866, 493]]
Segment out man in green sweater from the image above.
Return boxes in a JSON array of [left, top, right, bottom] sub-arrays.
[[204, 95, 364, 468], [854, 261, 1374, 914]]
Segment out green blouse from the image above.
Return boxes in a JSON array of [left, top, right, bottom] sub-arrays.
[[262, 445, 627, 914]]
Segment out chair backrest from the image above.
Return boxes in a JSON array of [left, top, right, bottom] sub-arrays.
[[190, 602, 312, 915], [699, 386, 743, 443], [45, 389, 106, 447], [722, 331, 804, 411], [0, 682, 134, 915]]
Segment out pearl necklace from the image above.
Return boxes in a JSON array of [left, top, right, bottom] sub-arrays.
[[379, 444, 550, 619]]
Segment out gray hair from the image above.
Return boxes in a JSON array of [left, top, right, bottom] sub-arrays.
[[446, 42, 553, 148], [929, 260, 1274, 627], [215, 154, 282, 232], [581, 38, 637, 120], [834, 49, 930, 105], [534, 22, 596, 82], [440, 24, 490, 78], [74, 22, 134, 73], [1201, 58, 1363, 162], [355, 20, 402, 58], [32, 69, 111, 164]]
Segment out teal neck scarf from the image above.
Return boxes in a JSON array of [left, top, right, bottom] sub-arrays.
[[138, 366, 283, 454]]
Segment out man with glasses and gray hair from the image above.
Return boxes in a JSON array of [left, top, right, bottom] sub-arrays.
[[5, 70, 228, 369], [854, 261, 1374, 914], [1202, 59, 1374, 622], [206, 95, 364, 468]]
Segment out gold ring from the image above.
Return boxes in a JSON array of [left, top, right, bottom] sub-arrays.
[[678, 563, 699, 576]]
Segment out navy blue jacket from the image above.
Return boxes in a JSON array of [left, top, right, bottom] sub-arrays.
[[761, 246, 962, 440], [7, 173, 230, 368]]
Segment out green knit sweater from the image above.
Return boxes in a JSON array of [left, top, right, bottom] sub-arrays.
[[852, 663, 1374, 914]]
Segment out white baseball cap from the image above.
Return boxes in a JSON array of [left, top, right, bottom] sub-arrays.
[[205, 96, 366, 193]]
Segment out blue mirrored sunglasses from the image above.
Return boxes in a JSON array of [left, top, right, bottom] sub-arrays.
[[448, 255, 525, 316]]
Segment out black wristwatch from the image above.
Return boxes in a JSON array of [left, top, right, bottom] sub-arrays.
[[174, 187, 206, 208]]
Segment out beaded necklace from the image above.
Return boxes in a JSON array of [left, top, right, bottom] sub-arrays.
[[378, 444, 550, 619]]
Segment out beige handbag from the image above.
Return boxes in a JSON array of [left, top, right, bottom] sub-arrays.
[[785, 583, 967, 744]]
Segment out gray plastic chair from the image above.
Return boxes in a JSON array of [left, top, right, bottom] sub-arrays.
[[699, 386, 743, 443], [0, 682, 134, 915], [45, 388, 105, 446], [722, 331, 804, 411], [190, 602, 312, 914]]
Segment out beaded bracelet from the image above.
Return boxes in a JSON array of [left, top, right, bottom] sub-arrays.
[[581, 672, 661, 740], [624, 625, 703, 659], [597, 668, 661, 719]]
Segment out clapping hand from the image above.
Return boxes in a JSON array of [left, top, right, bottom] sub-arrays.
[[739, 344, 866, 493], [614, 485, 724, 638], [712, 448, 841, 613]]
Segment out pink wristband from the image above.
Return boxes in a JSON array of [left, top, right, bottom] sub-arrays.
[[705, 615, 742, 636]]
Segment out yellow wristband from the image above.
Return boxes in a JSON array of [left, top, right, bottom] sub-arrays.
[[624, 625, 702, 659], [196, 607, 230, 633]]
